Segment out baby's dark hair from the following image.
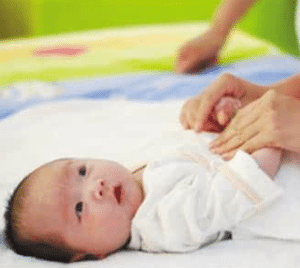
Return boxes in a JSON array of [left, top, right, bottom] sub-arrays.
[[4, 166, 98, 263]]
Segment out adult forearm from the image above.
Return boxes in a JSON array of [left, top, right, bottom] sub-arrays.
[[270, 73, 300, 99], [211, 0, 259, 41]]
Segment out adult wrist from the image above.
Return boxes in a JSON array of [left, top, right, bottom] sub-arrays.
[[210, 20, 232, 46], [267, 73, 300, 98], [202, 25, 228, 51]]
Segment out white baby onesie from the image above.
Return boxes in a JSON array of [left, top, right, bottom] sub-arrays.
[[128, 136, 283, 252]]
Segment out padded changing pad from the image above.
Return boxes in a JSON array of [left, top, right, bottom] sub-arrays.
[[1, 55, 300, 267]]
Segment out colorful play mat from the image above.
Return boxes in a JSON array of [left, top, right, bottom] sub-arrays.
[[0, 22, 282, 87]]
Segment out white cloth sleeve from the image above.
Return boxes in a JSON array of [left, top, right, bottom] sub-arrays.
[[129, 148, 283, 253]]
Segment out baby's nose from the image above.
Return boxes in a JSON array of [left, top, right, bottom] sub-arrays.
[[94, 180, 113, 199]]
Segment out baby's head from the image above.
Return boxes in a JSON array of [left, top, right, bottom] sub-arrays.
[[4, 158, 143, 262]]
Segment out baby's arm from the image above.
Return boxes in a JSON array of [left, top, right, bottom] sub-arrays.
[[251, 148, 282, 179]]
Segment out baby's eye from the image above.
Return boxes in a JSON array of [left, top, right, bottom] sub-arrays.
[[75, 202, 83, 222], [79, 166, 86, 176]]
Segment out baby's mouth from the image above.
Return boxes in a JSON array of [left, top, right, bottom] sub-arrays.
[[114, 185, 122, 204]]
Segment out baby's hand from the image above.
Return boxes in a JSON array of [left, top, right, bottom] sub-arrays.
[[215, 97, 242, 126]]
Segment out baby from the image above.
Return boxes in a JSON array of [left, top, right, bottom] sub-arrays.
[[4, 98, 283, 263]]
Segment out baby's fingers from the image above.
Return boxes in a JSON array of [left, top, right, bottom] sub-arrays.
[[195, 74, 242, 131], [215, 97, 242, 126], [195, 93, 223, 131]]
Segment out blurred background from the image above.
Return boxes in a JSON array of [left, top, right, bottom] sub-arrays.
[[0, 0, 299, 56]]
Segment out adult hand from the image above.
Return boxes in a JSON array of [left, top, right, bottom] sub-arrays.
[[175, 29, 223, 74], [210, 89, 300, 157], [179, 73, 267, 132]]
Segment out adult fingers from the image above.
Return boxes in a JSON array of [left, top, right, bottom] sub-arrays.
[[212, 89, 279, 150], [195, 73, 241, 131], [185, 57, 218, 74], [210, 97, 264, 148], [210, 107, 265, 154], [220, 131, 277, 160], [179, 99, 193, 129], [179, 112, 191, 129], [176, 60, 194, 74], [175, 45, 218, 74], [179, 97, 201, 129], [211, 89, 285, 157], [195, 90, 224, 131], [177, 56, 211, 74], [211, 125, 259, 155], [175, 46, 199, 73], [180, 99, 222, 132]]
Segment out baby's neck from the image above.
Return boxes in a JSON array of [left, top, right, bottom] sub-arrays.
[[132, 164, 147, 199], [132, 164, 147, 200]]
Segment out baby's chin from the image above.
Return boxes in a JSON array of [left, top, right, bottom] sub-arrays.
[[120, 235, 132, 250]]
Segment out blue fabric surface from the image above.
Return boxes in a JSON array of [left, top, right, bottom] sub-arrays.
[[1, 56, 300, 120]]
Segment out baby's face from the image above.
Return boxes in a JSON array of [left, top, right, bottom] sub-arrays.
[[23, 159, 143, 260]]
